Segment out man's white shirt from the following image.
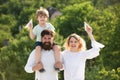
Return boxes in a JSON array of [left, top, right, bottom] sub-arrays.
[[25, 49, 58, 80]]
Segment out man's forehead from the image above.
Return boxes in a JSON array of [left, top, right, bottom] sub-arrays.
[[43, 35, 52, 38]]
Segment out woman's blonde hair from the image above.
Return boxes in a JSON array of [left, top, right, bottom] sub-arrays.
[[36, 7, 49, 18], [64, 33, 86, 51]]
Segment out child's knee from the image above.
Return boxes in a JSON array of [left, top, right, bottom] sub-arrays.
[[35, 46, 41, 50]]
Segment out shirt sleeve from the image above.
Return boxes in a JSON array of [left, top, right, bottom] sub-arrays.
[[84, 40, 105, 59], [47, 23, 55, 32], [24, 50, 36, 73]]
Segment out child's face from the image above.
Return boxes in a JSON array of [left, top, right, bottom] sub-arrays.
[[37, 15, 48, 25], [69, 37, 79, 51]]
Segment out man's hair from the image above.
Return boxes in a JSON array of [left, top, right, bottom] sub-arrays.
[[41, 29, 55, 38], [36, 7, 49, 18]]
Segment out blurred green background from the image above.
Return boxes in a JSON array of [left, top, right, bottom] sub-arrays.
[[0, 0, 120, 80]]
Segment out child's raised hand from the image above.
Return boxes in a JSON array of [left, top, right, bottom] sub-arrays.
[[29, 23, 33, 29], [25, 19, 33, 29]]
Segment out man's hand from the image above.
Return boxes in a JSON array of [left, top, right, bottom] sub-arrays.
[[32, 62, 43, 71], [54, 61, 63, 69], [85, 25, 92, 35]]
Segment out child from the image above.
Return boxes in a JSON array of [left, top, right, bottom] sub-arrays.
[[29, 7, 62, 72], [62, 23, 105, 80]]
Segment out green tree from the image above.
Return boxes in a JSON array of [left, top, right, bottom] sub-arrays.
[[102, 4, 120, 69], [0, 29, 34, 80]]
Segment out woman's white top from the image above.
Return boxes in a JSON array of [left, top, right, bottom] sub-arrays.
[[62, 40, 105, 80], [24, 49, 58, 80]]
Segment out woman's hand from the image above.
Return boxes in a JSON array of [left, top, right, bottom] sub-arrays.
[[84, 22, 95, 40], [85, 24, 92, 35]]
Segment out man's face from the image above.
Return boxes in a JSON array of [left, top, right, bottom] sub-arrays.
[[41, 35, 54, 50]]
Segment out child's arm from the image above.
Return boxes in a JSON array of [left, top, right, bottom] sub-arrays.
[[29, 23, 35, 40]]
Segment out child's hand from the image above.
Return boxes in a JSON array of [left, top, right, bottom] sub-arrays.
[[25, 19, 33, 29], [29, 23, 33, 30]]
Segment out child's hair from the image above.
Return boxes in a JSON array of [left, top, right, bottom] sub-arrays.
[[36, 7, 49, 18], [64, 33, 86, 51]]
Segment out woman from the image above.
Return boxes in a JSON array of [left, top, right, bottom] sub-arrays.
[[62, 24, 105, 80]]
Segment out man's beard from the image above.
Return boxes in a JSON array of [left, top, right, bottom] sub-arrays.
[[42, 42, 53, 50]]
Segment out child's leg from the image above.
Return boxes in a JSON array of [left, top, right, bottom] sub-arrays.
[[35, 46, 45, 72], [35, 46, 42, 63], [53, 45, 63, 70]]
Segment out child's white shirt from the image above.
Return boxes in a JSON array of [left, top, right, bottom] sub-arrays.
[[33, 23, 55, 41]]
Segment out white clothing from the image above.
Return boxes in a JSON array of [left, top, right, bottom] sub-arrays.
[[25, 49, 58, 80], [62, 40, 104, 80], [33, 23, 55, 41]]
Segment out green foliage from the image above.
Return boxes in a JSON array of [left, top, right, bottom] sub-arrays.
[[0, 0, 120, 80], [0, 29, 34, 80], [86, 66, 120, 80], [53, 2, 95, 38], [102, 6, 120, 69]]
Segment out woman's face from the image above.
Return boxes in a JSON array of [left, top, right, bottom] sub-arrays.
[[69, 37, 79, 52]]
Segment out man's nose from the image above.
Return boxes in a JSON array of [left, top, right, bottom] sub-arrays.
[[46, 39, 49, 42]]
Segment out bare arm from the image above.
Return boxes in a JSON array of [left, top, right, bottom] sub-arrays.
[[85, 23, 105, 48], [85, 24, 95, 41], [29, 23, 35, 40]]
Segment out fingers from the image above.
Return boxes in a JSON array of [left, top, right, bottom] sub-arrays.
[[38, 61, 44, 68], [86, 25, 92, 34], [33, 62, 43, 71], [54, 61, 63, 69]]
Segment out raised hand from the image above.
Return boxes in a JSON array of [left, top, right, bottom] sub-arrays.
[[29, 23, 33, 30], [84, 22, 94, 40], [84, 22, 92, 34], [25, 19, 33, 29]]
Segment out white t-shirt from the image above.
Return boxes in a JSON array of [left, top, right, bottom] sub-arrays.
[[24, 49, 58, 80], [62, 40, 105, 80], [33, 23, 55, 41]]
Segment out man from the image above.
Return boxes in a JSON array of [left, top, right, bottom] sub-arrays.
[[24, 29, 63, 80]]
